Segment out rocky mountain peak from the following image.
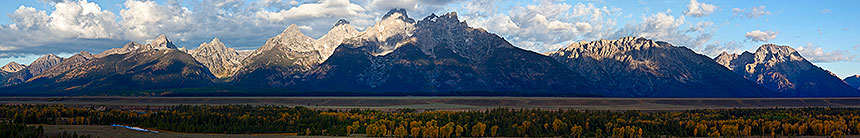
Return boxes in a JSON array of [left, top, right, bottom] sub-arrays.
[[78, 50, 93, 59], [551, 36, 668, 60], [34, 54, 62, 63], [334, 19, 350, 27], [754, 44, 805, 62], [352, 9, 418, 56], [95, 41, 143, 58], [27, 54, 64, 76], [241, 23, 318, 71], [146, 34, 178, 50], [715, 44, 858, 96], [382, 8, 414, 23], [281, 24, 304, 35], [422, 12, 464, 26], [122, 41, 142, 49], [190, 37, 243, 78], [1, 61, 26, 73], [547, 36, 775, 97], [211, 37, 222, 44], [199, 38, 226, 49], [317, 20, 360, 61]]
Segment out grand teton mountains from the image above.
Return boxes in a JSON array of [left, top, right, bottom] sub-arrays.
[[1, 9, 857, 97]]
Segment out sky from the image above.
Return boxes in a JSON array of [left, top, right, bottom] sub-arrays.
[[0, 0, 858, 78]]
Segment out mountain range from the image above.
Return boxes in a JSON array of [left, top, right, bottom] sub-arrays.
[[715, 45, 859, 96], [0, 9, 857, 97]]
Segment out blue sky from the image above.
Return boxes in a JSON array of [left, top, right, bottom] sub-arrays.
[[0, 0, 858, 78]]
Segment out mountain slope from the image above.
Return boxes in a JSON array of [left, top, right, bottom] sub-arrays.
[[0, 35, 214, 95], [189, 38, 243, 78], [315, 19, 360, 61], [1, 54, 64, 86], [96, 34, 176, 58], [1, 62, 26, 73], [231, 24, 323, 87], [845, 75, 860, 90], [299, 11, 595, 95], [31, 51, 94, 79], [714, 44, 859, 96], [0, 62, 26, 80], [546, 36, 774, 97]]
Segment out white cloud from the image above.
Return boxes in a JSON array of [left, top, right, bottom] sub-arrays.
[[49, 0, 120, 39], [0, 1, 126, 58], [609, 9, 713, 50], [120, 0, 192, 41], [367, 0, 455, 16], [745, 30, 778, 42], [732, 6, 771, 18], [462, 1, 619, 52], [821, 9, 831, 14], [796, 43, 857, 62], [3, 1, 119, 40], [684, 0, 717, 17], [256, 0, 368, 22], [687, 21, 714, 32], [8, 6, 51, 31]]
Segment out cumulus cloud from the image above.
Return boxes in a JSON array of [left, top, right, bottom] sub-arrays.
[[610, 9, 713, 51], [256, 0, 368, 22], [367, 0, 455, 17], [732, 6, 771, 18], [463, 1, 619, 52], [0, 1, 124, 58], [684, 0, 717, 17], [745, 30, 778, 42], [687, 21, 713, 33], [796, 43, 857, 62], [120, 0, 192, 41]]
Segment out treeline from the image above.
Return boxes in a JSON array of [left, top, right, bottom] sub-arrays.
[[1, 104, 858, 137]]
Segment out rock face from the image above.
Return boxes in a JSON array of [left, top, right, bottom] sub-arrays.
[[231, 24, 323, 87], [546, 36, 774, 97], [2, 54, 64, 86], [845, 75, 860, 90], [1, 62, 26, 73], [714, 44, 859, 96], [95, 34, 176, 58], [0, 35, 214, 94], [97, 41, 142, 58], [0, 62, 26, 81], [298, 11, 594, 95], [315, 19, 360, 61], [32, 51, 94, 79], [189, 38, 243, 78]]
